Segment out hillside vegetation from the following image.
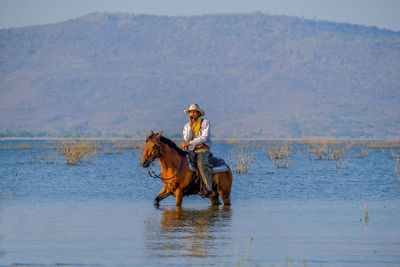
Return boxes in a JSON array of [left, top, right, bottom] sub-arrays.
[[1, 12, 399, 139]]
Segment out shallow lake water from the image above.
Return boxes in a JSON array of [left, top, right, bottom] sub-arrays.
[[0, 140, 399, 266]]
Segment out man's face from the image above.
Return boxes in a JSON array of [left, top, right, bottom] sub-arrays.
[[189, 110, 200, 121]]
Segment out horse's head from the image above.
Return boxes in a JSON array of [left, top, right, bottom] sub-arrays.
[[141, 130, 163, 168]]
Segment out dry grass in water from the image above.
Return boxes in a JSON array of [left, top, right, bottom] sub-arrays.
[[97, 139, 145, 156], [228, 141, 255, 174], [300, 140, 351, 168], [368, 141, 400, 149], [113, 139, 145, 156], [40, 149, 60, 164], [331, 143, 351, 168], [348, 142, 370, 158], [57, 139, 100, 165], [263, 143, 291, 168], [226, 138, 242, 145], [306, 141, 332, 160], [113, 139, 144, 150], [103, 146, 114, 155], [17, 142, 32, 149], [390, 149, 400, 180], [26, 155, 39, 164], [0, 144, 11, 150], [0, 142, 34, 150], [361, 204, 369, 223], [359, 147, 369, 158], [304, 140, 352, 161]]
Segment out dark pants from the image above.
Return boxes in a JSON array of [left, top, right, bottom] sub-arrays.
[[195, 149, 213, 192]]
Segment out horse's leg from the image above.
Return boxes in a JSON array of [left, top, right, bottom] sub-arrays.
[[210, 191, 221, 206], [154, 185, 171, 206], [210, 173, 221, 206], [154, 191, 171, 206], [219, 191, 231, 206], [218, 171, 232, 206], [175, 188, 183, 206]]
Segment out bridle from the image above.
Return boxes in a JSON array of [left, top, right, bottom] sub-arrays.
[[148, 155, 185, 181], [146, 138, 162, 165], [146, 138, 185, 181]]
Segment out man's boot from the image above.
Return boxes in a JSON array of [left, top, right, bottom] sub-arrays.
[[197, 151, 213, 198]]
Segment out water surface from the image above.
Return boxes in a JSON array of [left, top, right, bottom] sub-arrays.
[[0, 141, 399, 266]]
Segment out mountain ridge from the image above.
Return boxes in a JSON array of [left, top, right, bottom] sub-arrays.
[[1, 12, 399, 139]]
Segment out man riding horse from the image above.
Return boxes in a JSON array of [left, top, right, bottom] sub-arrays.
[[180, 104, 213, 198], [141, 104, 232, 206]]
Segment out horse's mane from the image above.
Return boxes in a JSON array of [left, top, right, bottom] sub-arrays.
[[146, 133, 187, 156]]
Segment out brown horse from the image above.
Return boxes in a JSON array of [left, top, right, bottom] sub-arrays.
[[141, 131, 232, 206]]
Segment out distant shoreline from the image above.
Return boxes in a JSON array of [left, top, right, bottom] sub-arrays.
[[1, 137, 399, 142]]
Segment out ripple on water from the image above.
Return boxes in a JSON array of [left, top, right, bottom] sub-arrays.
[[0, 141, 399, 266]]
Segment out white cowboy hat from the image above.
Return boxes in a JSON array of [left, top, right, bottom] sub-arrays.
[[184, 103, 205, 117]]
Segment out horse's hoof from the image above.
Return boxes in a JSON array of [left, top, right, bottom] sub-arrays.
[[154, 199, 160, 207], [210, 199, 221, 206]]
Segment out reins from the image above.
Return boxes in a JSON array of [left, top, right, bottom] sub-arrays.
[[148, 155, 185, 181]]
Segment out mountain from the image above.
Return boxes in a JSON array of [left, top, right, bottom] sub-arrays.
[[1, 12, 399, 139]]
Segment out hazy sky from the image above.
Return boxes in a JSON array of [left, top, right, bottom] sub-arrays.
[[0, 0, 399, 31]]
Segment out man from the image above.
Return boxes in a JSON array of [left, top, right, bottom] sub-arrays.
[[180, 103, 213, 198]]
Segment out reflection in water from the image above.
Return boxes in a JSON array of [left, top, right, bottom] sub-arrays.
[[144, 206, 232, 263]]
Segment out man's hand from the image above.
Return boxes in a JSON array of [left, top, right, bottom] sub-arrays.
[[180, 142, 190, 150], [188, 110, 200, 127], [189, 116, 195, 127]]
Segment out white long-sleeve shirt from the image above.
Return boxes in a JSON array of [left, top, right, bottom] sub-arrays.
[[183, 118, 212, 149]]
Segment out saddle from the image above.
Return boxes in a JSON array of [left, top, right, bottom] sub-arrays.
[[186, 150, 228, 197], [187, 151, 228, 173]]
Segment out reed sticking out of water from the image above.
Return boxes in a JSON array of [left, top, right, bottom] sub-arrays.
[[17, 143, 32, 149], [229, 141, 255, 174], [264, 143, 291, 168], [302, 140, 351, 168], [331, 143, 351, 168], [359, 147, 369, 158], [98, 139, 144, 155], [113, 139, 145, 151], [390, 149, 400, 180], [40, 150, 59, 164], [306, 141, 331, 160], [368, 141, 400, 149], [57, 139, 100, 165], [362, 204, 369, 223], [0, 142, 34, 150], [349, 143, 369, 158]]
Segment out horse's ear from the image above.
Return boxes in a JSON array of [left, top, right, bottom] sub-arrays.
[[150, 130, 154, 136], [156, 131, 163, 139]]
